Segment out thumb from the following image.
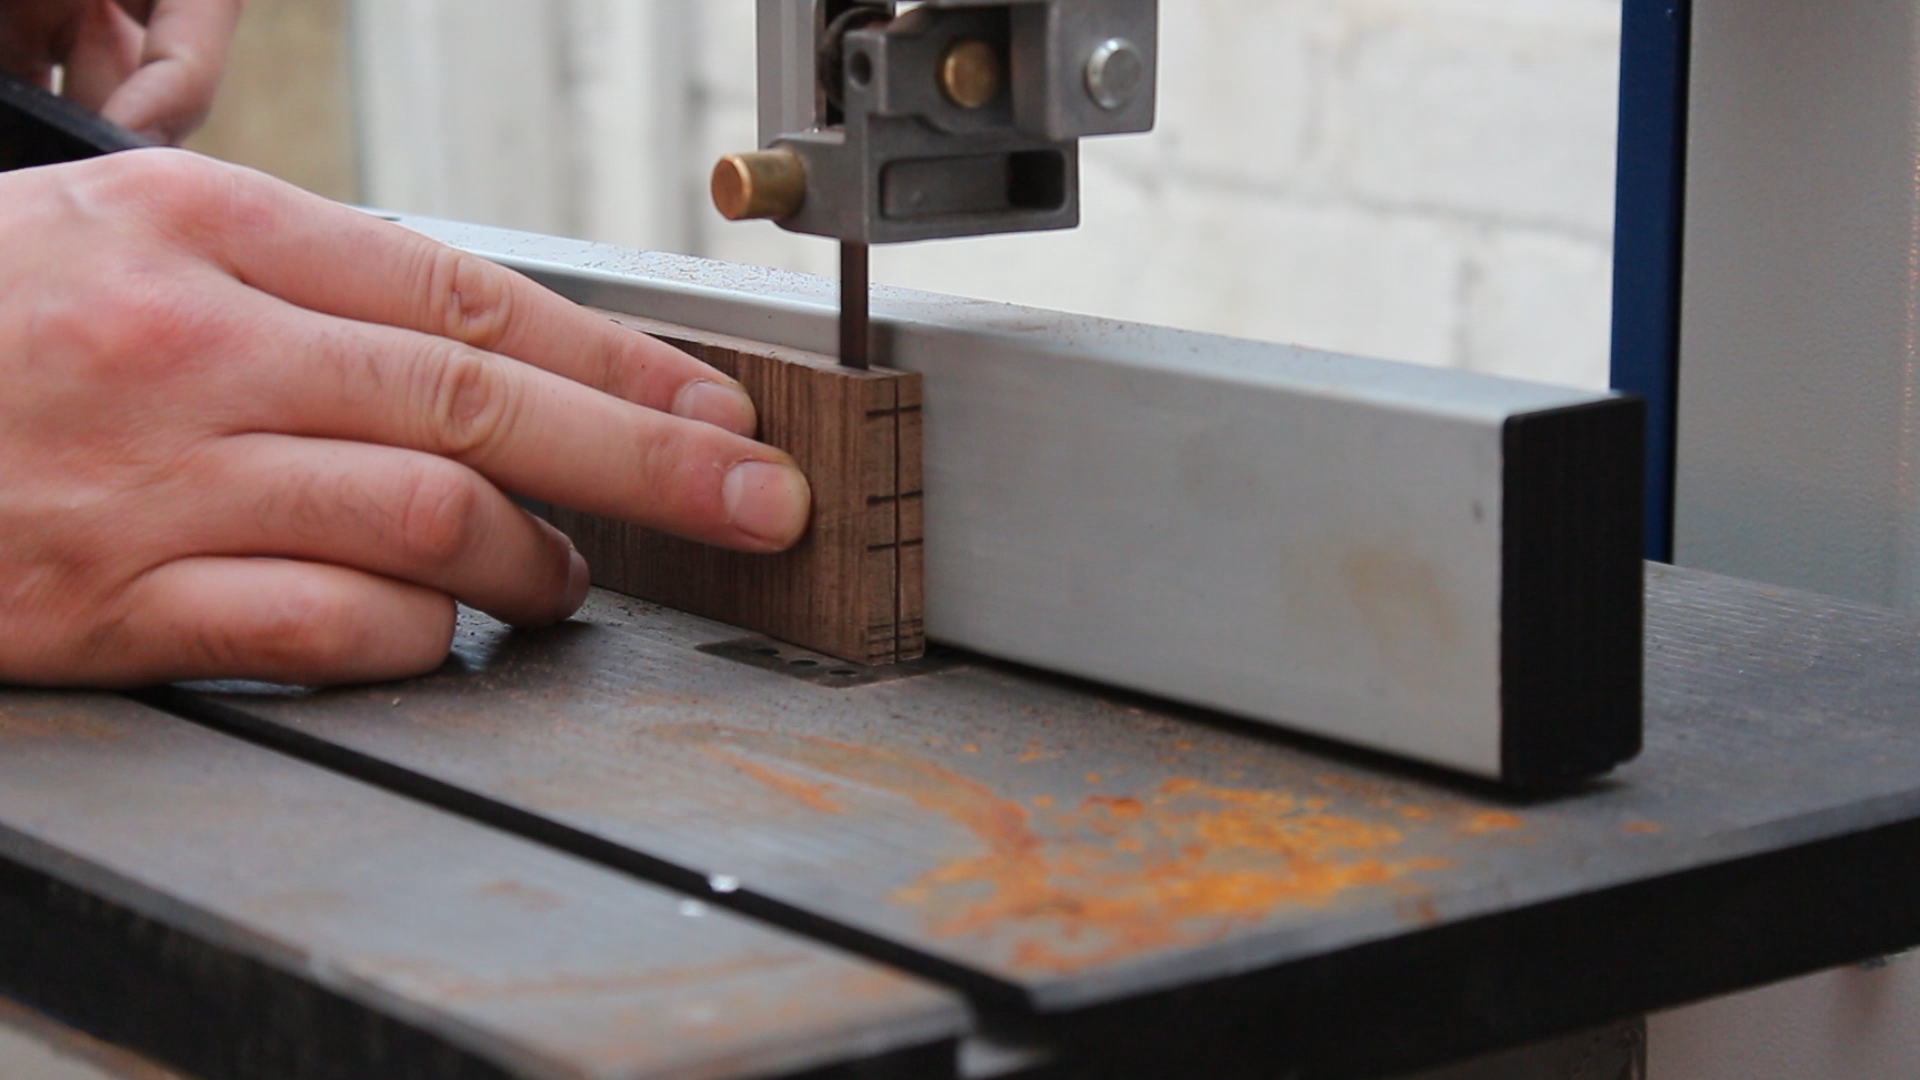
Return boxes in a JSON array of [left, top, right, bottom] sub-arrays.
[[62, 0, 143, 115], [99, 0, 240, 144]]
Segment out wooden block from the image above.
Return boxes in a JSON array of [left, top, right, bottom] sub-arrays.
[[548, 311, 926, 665]]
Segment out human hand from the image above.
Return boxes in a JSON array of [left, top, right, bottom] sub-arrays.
[[0, 149, 812, 687], [0, 0, 242, 144]]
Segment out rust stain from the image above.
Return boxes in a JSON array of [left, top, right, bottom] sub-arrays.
[[962, 743, 981, 754], [659, 726, 1450, 976], [933, 777, 1447, 975], [1399, 806, 1433, 822], [479, 879, 565, 913], [1399, 896, 1441, 926], [1624, 820, 1664, 835], [702, 746, 845, 814], [0, 709, 129, 742], [0, 712, 63, 740], [1084, 772, 1105, 785], [1462, 811, 1523, 835], [1084, 795, 1146, 820]]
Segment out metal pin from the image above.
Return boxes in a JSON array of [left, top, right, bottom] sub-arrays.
[[840, 241, 870, 369]]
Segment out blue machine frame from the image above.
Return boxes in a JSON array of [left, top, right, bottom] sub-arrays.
[[1610, 0, 1693, 562]]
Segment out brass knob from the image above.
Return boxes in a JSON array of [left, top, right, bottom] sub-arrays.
[[711, 150, 808, 222], [940, 39, 1001, 109]]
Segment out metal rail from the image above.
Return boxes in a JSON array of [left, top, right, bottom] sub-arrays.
[[405, 215, 1641, 785]]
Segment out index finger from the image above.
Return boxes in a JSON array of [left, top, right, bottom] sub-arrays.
[[128, 152, 762, 438]]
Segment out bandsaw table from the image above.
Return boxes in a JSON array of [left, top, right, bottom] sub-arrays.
[[9, 559, 1920, 1080]]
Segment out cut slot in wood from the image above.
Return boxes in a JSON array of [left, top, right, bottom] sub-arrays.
[[547, 311, 925, 666]]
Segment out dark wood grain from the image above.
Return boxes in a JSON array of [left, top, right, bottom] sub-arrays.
[[551, 312, 924, 666]]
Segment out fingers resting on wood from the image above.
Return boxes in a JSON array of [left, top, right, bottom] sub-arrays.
[[0, 151, 812, 686]]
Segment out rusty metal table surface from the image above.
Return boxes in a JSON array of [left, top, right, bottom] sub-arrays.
[[153, 565, 1920, 1078], [0, 693, 968, 1080]]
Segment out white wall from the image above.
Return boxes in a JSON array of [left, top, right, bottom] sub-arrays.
[[350, 0, 696, 249], [354, 0, 1622, 391]]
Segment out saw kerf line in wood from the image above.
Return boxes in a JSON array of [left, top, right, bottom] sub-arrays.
[[550, 311, 925, 666]]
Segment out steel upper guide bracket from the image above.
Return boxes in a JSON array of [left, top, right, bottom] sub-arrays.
[[715, 0, 1159, 245]]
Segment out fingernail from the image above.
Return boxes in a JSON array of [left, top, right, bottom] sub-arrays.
[[673, 380, 758, 437], [723, 460, 812, 548], [563, 549, 591, 615]]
